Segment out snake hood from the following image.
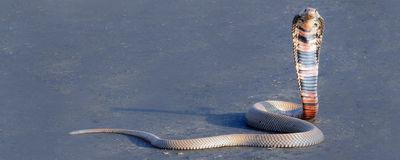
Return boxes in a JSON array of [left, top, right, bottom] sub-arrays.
[[292, 7, 324, 119]]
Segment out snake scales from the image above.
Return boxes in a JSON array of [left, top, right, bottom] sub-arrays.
[[70, 8, 325, 150]]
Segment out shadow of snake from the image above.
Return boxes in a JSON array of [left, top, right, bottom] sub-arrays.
[[102, 107, 259, 148]]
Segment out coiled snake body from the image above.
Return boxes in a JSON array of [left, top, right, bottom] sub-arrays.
[[70, 8, 325, 150]]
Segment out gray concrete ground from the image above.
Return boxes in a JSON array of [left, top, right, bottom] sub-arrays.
[[1, 0, 399, 159]]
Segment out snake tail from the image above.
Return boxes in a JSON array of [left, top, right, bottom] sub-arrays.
[[70, 101, 323, 150]]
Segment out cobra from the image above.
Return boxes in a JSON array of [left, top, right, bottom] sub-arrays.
[[70, 7, 325, 150]]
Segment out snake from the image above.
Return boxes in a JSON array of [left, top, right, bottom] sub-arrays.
[[70, 7, 325, 150]]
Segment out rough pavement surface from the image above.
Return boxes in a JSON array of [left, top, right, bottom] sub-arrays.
[[0, 0, 399, 159]]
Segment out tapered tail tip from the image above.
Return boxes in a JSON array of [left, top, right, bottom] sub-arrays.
[[69, 130, 87, 135]]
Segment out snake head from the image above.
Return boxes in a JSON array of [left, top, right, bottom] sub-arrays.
[[297, 7, 323, 31], [300, 7, 321, 20]]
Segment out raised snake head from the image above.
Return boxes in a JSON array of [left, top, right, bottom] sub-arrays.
[[300, 7, 321, 21]]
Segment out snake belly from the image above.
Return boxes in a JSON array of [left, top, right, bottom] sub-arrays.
[[70, 8, 325, 150], [292, 8, 324, 120]]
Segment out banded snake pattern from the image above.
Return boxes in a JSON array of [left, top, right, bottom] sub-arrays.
[[70, 7, 325, 150]]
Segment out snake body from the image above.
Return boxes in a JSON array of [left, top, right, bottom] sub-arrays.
[[70, 8, 325, 150]]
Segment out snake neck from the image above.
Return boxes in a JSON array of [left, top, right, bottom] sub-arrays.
[[292, 7, 324, 120]]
